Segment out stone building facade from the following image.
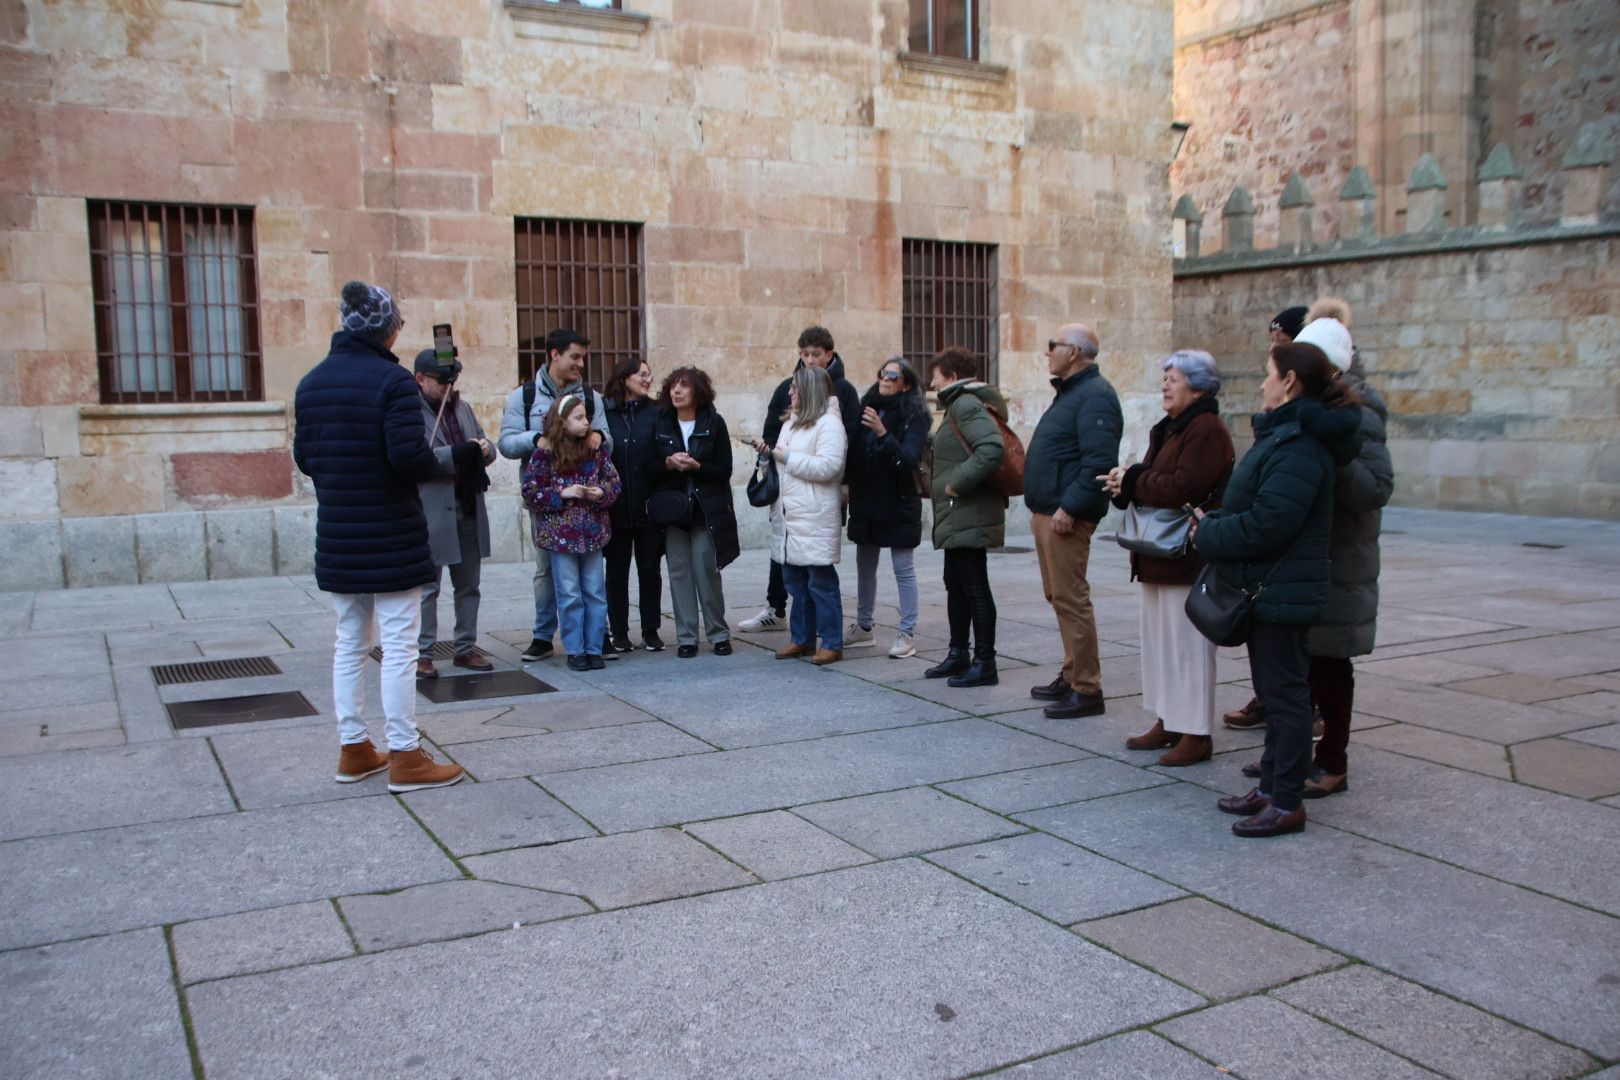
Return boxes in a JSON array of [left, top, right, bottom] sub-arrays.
[[0, 0, 1175, 589]]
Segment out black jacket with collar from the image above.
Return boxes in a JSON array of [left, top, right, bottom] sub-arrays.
[[1022, 364, 1124, 522], [648, 404, 741, 569]]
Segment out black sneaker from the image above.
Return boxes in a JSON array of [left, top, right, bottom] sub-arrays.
[[643, 632, 666, 652], [587, 654, 606, 670], [1030, 674, 1072, 701], [600, 638, 621, 661], [565, 654, 590, 672], [713, 640, 733, 656], [611, 634, 634, 653], [521, 638, 554, 662], [677, 644, 699, 659]]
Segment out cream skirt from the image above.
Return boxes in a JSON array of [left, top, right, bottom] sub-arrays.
[[1139, 582, 1216, 736]]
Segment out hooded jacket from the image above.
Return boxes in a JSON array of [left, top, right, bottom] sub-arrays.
[[847, 384, 931, 550], [769, 399, 848, 566], [761, 353, 862, 465], [497, 366, 612, 461], [930, 381, 1008, 551]]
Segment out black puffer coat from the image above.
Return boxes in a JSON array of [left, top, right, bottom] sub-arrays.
[[1306, 377, 1394, 657], [1194, 396, 1362, 625], [648, 405, 741, 569], [605, 395, 660, 530], [847, 385, 931, 549], [293, 331, 438, 594]]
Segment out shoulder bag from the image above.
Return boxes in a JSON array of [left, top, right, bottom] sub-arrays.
[[1184, 499, 1319, 647], [1115, 466, 1230, 560], [745, 450, 779, 508]]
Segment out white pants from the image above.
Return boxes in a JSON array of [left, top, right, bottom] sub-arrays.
[[330, 589, 423, 752], [1139, 582, 1216, 736]]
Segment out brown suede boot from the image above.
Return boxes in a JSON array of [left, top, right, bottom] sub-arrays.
[[1158, 734, 1212, 767], [811, 648, 842, 666], [335, 740, 389, 784], [775, 643, 812, 660], [387, 746, 465, 793], [1125, 719, 1178, 751]]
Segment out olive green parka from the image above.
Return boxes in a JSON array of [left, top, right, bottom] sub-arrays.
[[930, 381, 1008, 551]]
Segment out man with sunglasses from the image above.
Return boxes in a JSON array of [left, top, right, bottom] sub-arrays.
[[414, 348, 495, 679], [1024, 324, 1123, 719]]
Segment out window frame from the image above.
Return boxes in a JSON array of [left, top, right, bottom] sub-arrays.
[[87, 200, 263, 405], [908, 0, 980, 63], [901, 238, 1000, 384], [513, 217, 646, 389]]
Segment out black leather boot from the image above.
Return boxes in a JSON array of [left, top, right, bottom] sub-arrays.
[[947, 652, 998, 688], [924, 647, 971, 680]]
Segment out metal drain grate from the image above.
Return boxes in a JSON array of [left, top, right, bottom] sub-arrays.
[[416, 671, 556, 704], [167, 691, 318, 730], [371, 641, 457, 662], [152, 656, 283, 686]]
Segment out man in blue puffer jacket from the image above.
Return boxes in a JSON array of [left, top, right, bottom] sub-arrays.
[[294, 281, 464, 794]]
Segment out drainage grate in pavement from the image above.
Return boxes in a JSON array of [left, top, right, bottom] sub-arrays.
[[371, 642, 456, 662], [152, 656, 284, 686], [167, 691, 319, 730], [416, 671, 556, 704], [990, 545, 1034, 554]]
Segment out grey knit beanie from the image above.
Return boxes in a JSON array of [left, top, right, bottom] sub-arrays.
[[339, 280, 402, 334]]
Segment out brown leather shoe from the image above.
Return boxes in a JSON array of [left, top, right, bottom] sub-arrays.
[[775, 643, 812, 660], [1303, 770, 1349, 798], [1233, 803, 1306, 837], [1217, 787, 1270, 816], [335, 740, 389, 784], [1223, 696, 1264, 729], [387, 746, 465, 793], [1158, 734, 1212, 767], [1126, 719, 1177, 751], [453, 649, 493, 672], [416, 657, 438, 680], [811, 648, 842, 666]]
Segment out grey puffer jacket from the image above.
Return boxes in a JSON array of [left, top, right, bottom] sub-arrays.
[[1306, 376, 1394, 658]]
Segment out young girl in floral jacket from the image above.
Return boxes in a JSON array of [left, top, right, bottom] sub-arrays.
[[522, 394, 621, 671]]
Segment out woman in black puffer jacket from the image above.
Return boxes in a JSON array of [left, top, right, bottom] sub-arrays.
[[846, 357, 932, 659], [603, 358, 665, 653], [1192, 341, 1361, 838]]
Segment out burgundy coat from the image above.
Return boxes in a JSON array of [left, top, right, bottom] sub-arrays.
[[1115, 398, 1234, 586]]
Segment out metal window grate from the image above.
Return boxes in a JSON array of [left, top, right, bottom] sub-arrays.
[[88, 200, 262, 404], [902, 238, 999, 382], [908, 0, 978, 61], [151, 656, 284, 686], [515, 218, 644, 388]]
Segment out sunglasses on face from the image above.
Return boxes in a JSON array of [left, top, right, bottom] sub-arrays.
[[1048, 340, 1076, 353], [878, 370, 904, 382]]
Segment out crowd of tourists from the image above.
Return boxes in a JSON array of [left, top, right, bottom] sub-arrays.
[[294, 279, 1391, 839]]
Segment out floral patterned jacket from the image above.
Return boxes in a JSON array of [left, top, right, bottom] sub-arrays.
[[521, 445, 621, 554]]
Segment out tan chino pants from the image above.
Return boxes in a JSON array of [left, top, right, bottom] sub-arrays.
[[1030, 513, 1103, 697]]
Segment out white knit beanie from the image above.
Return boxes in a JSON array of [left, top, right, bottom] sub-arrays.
[[1294, 317, 1353, 372]]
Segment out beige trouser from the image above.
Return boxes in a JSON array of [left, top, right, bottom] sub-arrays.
[[1031, 513, 1102, 697]]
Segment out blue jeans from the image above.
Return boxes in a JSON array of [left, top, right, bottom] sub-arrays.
[[532, 541, 558, 641], [548, 549, 606, 658], [782, 563, 843, 651]]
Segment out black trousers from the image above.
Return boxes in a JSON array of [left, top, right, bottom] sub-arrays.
[[767, 558, 787, 615], [1248, 620, 1313, 811], [1309, 655, 1355, 776], [604, 524, 663, 640], [943, 547, 996, 659]]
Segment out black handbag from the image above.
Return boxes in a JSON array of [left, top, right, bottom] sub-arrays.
[[1184, 563, 1259, 646], [646, 483, 694, 528], [746, 450, 779, 508]]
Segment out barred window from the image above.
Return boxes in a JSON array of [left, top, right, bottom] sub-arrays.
[[902, 239, 999, 382], [88, 201, 261, 403], [908, 0, 978, 62], [514, 218, 644, 388]]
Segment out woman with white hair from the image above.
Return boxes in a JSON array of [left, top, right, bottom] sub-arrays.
[[1102, 350, 1235, 765]]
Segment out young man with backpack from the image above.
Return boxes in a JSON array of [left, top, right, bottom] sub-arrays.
[[1024, 323, 1123, 719], [498, 328, 613, 662]]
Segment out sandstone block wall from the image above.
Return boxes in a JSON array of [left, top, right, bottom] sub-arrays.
[[0, 0, 1175, 588]]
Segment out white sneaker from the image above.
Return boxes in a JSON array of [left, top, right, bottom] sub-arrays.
[[845, 622, 876, 648], [739, 607, 785, 632], [888, 633, 916, 659]]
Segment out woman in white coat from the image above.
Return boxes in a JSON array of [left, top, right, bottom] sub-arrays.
[[752, 366, 849, 665]]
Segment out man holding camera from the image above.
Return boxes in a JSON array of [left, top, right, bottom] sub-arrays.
[[498, 328, 613, 662], [414, 347, 495, 679]]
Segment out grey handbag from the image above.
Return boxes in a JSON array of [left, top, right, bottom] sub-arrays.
[[1115, 504, 1195, 559]]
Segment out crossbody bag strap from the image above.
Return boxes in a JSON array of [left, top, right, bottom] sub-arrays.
[[946, 408, 972, 456]]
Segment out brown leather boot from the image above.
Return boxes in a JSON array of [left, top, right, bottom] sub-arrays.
[[335, 740, 389, 784], [387, 746, 465, 793], [1223, 696, 1264, 729], [1158, 734, 1212, 767], [811, 648, 842, 666], [1125, 719, 1177, 751], [775, 643, 812, 660]]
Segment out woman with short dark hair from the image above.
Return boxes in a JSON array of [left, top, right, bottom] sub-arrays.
[[649, 366, 739, 658], [603, 357, 665, 652]]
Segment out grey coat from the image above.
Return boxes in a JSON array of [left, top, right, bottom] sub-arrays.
[[419, 394, 495, 567], [1306, 377, 1394, 658], [496, 369, 613, 461]]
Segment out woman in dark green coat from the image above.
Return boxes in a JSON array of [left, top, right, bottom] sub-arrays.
[[1192, 341, 1361, 838], [925, 347, 1006, 689]]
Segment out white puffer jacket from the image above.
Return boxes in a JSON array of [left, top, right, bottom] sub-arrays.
[[769, 400, 848, 566]]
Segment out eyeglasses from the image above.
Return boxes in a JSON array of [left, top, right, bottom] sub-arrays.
[[430, 375, 456, 385], [1048, 340, 1077, 353], [878, 370, 903, 382]]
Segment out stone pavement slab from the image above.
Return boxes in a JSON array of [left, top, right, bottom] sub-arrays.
[[1273, 965, 1598, 1079], [443, 721, 713, 781], [1, 797, 457, 950], [188, 860, 1204, 1079], [1553, 694, 1620, 723], [1446, 673, 1599, 703], [1422, 632, 1620, 679], [1025, 784, 1620, 1056], [683, 811, 873, 880], [210, 725, 440, 810], [1563, 718, 1620, 746], [0, 929, 191, 1080], [464, 827, 757, 908], [1510, 737, 1620, 799], [1352, 679, 1602, 743], [1157, 995, 1444, 1079], [0, 739, 233, 842], [991, 1030, 1227, 1078], [338, 880, 591, 951], [1351, 721, 1514, 779], [1075, 897, 1342, 999], [399, 776, 596, 856], [794, 787, 1027, 857], [928, 832, 1186, 924], [937, 756, 1170, 814], [172, 900, 354, 984], [539, 719, 1084, 833]]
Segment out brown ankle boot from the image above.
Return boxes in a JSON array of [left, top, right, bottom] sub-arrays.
[[1158, 734, 1212, 767], [387, 746, 465, 793], [1125, 719, 1177, 751], [811, 648, 842, 666], [335, 740, 389, 784]]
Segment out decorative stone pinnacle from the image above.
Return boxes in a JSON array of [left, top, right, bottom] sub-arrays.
[[1339, 165, 1376, 200], [1478, 143, 1521, 181], [1278, 172, 1314, 208], [1171, 195, 1203, 222], [1560, 124, 1613, 169], [1222, 185, 1255, 216], [1408, 153, 1447, 192]]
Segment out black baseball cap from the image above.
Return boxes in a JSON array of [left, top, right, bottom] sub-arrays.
[[414, 349, 462, 380]]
